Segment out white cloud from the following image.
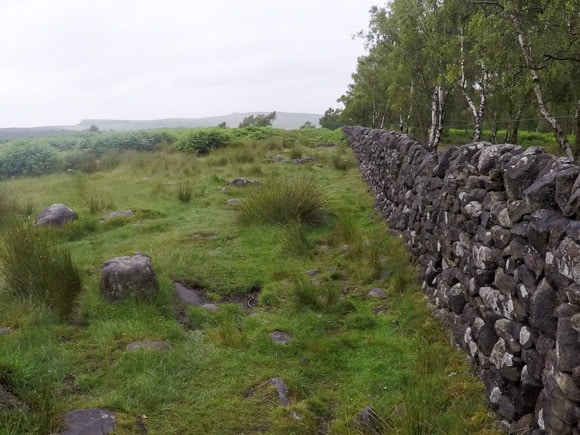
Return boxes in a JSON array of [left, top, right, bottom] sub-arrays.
[[0, 0, 379, 127]]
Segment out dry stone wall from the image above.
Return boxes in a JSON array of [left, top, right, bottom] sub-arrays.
[[344, 126, 580, 434]]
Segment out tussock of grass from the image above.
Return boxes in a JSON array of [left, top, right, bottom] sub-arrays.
[[237, 177, 328, 227], [0, 221, 82, 318], [177, 183, 192, 203], [285, 278, 344, 314], [277, 220, 311, 257]]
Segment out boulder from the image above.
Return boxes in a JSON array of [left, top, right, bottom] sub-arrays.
[[36, 203, 77, 227], [100, 253, 159, 302]]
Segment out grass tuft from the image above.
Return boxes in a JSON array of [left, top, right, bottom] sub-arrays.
[[278, 220, 312, 257], [237, 177, 328, 227], [286, 278, 342, 314], [0, 220, 82, 318], [177, 183, 192, 203]]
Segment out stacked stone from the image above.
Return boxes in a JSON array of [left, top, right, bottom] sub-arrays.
[[344, 126, 580, 434]]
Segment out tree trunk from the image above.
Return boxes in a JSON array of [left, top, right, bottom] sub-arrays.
[[490, 114, 498, 144], [505, 109, 522, 144], [459, 34, 488, 142], [574, 100, 580, 160], [510, 11, 573, 159], [427, 85, 444, 151]]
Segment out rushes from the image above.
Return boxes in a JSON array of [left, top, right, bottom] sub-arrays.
[[237, 177, 328, 227], [0, 220, 82, 318]]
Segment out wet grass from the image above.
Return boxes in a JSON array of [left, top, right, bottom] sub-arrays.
[[0, 131, 500, 434]]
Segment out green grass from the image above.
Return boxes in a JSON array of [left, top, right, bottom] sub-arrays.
[[0, 130, 499, 434]]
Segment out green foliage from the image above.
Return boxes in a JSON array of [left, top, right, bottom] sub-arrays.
[[0, 143, 61, 177], [0, 221, 82, 318], [238, 111, 277, 128], [176, 129, 230, 155], [65, 151, 98, 174], [319, 107, 343, 130], [231, 126, 280, 141], [237, 178, 328, 227]]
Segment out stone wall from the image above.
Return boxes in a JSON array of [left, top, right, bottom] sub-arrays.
[[344, 126, 580, 434]]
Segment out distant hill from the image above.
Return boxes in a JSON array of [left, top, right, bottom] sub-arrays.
[[0, 112, 323, 141]]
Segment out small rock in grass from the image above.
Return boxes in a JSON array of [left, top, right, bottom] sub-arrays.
[[368, 288, 387, 298], [0, 384, 27, 412], [0, 327, 13, 335], [270, 330, 293, 345], [228, 178, 258, 187], [99, 210, 133, 222], [354, 406, 381, 433], [173, 281, 204, 306], [292, 157, 316, 164], [268, 377, 291, 406], [59, 408, 116, 435], [226, 199, 241, 206], [125, 340, 171, 352], [306, 269, 320, 276], [202, 303, 219, 312]]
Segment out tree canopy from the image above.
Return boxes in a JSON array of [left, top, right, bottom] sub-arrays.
[[238, 111, 277, 128], [341, 0, 580, 155]]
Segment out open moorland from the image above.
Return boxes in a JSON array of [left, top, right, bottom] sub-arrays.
[[0, 127, 499, 434]]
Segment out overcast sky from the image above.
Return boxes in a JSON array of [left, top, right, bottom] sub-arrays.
[[0, 0, 379, 128]]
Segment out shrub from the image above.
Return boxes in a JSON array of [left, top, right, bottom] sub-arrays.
[[0, 221, 82, 318], [65, 151, 98, 173], [0, 143, 62, 177], [237, 178, 328, 227], [177, 129, 230, 155]]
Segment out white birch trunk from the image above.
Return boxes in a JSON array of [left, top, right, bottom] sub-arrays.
[[427, 85, 444, 151], [511, 12, 573, 159]]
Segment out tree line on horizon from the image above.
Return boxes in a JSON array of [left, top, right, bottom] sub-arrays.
[[332, 0, 579, 158]]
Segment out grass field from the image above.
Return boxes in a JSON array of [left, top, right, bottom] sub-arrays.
[[0, 129, 500, 434]]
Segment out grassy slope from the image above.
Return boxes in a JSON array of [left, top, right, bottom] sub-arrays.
[[0, 133, 500, 434]]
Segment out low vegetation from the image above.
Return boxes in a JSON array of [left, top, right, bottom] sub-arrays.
[[0, 127, 500, 434]]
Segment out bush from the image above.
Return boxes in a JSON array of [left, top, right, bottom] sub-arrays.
[[65, 151, 98, 173], [0, 143, 62, 177], [237, 178, 328, 227], [0, 221, 82, 318], [177, 129, 230, 155]]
